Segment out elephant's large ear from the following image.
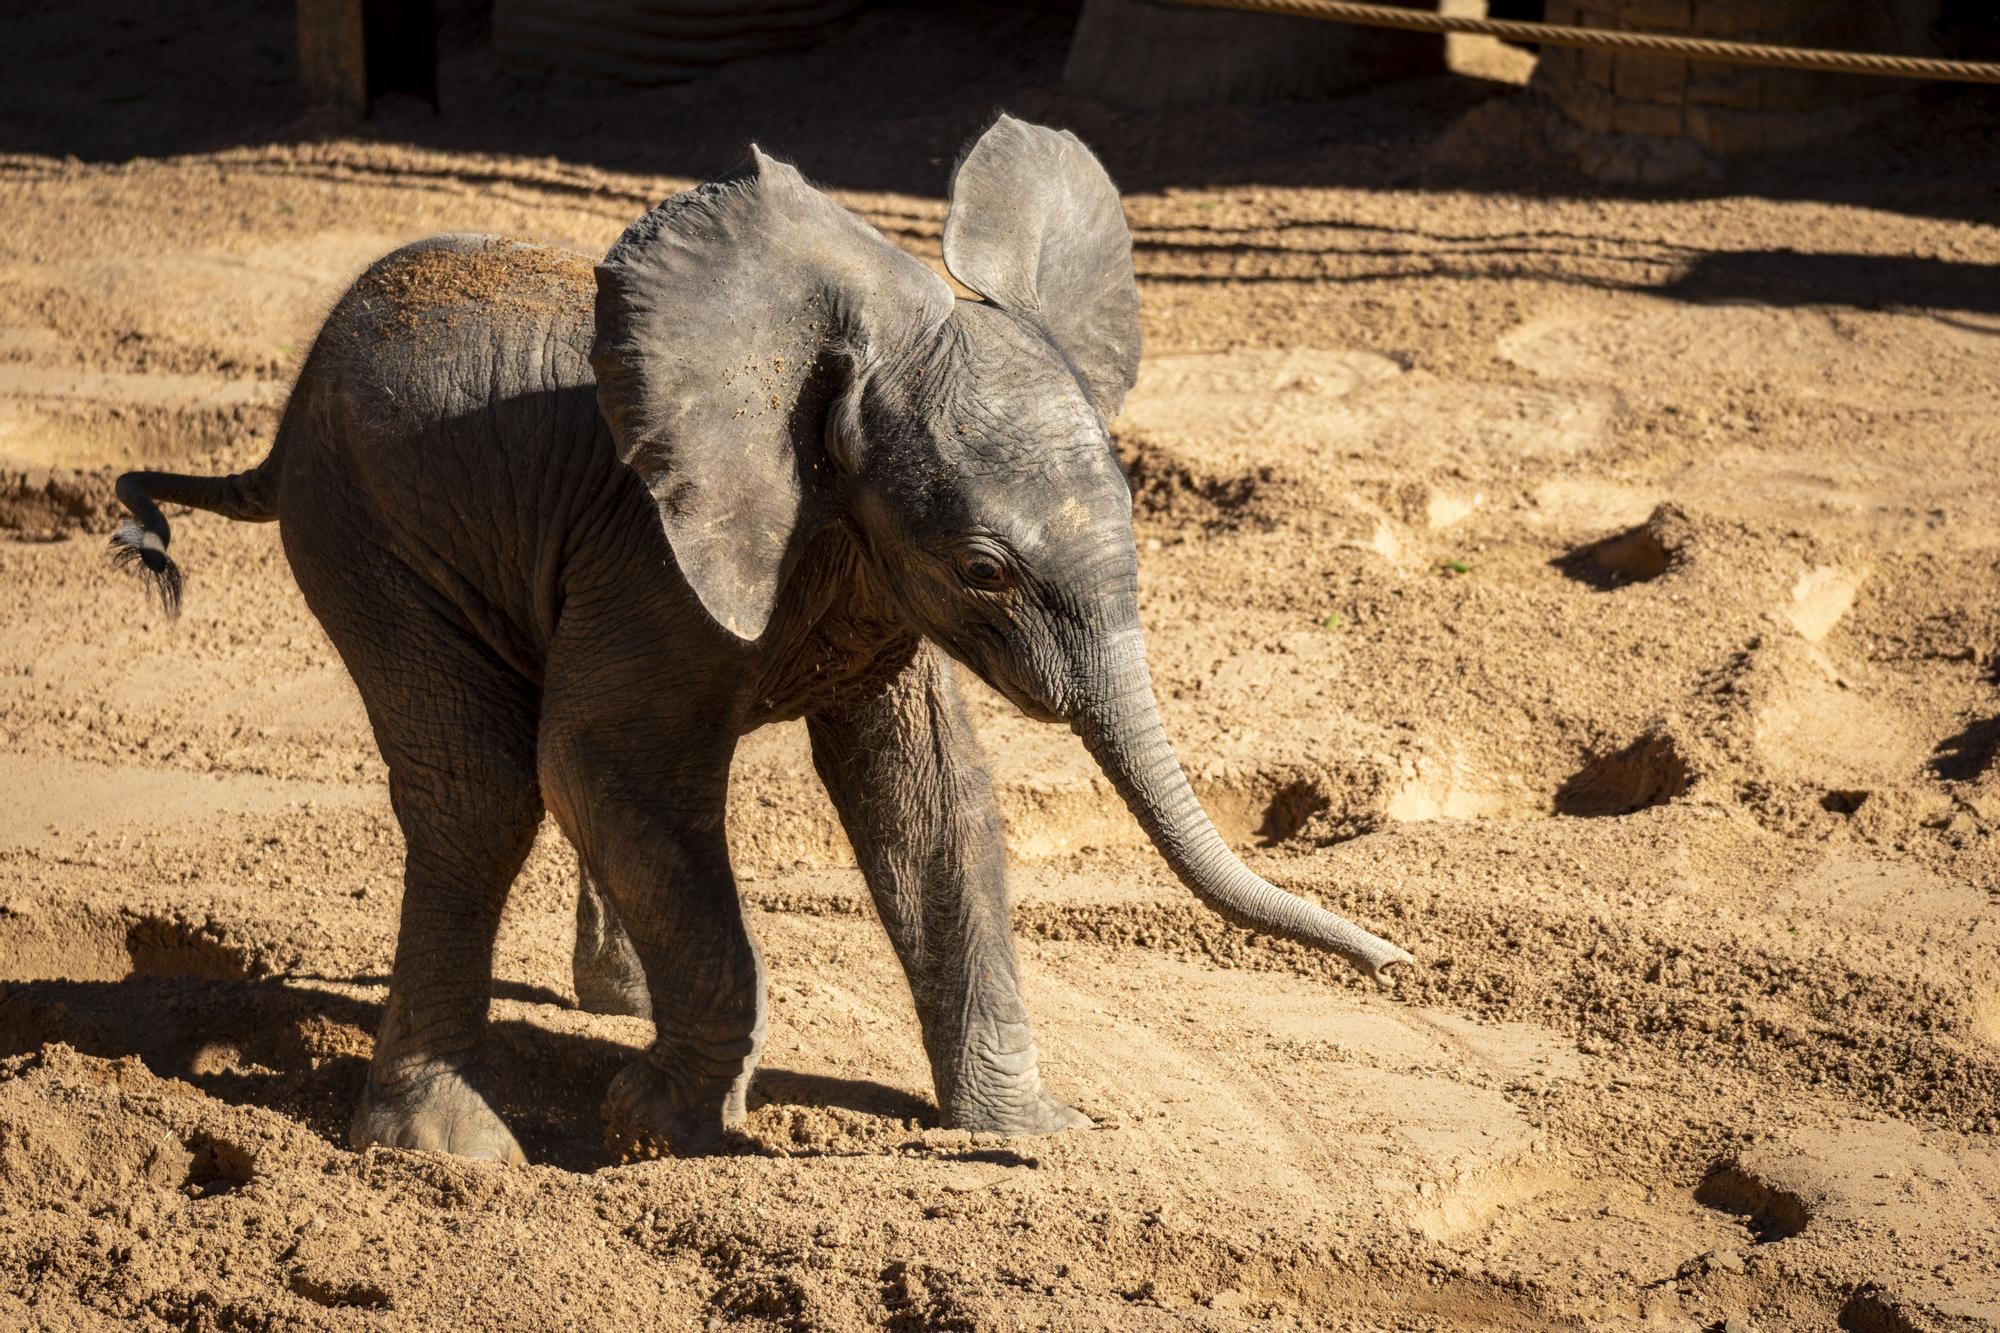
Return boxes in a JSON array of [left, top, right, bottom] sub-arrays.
[[593, 150, 952, 640], [941, 116, 1141, 422]]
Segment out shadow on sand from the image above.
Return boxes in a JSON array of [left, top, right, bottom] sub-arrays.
[[5, 0, 1996, 229], [0, 971, 936, 1172]]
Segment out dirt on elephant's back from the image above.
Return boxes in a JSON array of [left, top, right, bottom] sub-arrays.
[[356, 238, 598, 334]]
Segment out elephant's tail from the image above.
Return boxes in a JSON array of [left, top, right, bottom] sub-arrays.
[[108, 455, 280, 618]]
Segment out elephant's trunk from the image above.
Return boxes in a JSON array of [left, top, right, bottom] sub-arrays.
[[1069, 633, 1413, 982]]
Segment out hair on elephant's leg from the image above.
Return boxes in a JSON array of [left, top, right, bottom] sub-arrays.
[[542, 714, 764, 1159], [313, 607, 543, 1165], [808, 643, 1088, 1136], [571, 848, 651, 1019]]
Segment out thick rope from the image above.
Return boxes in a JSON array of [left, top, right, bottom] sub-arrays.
[[1164, 0, 2000, 83]]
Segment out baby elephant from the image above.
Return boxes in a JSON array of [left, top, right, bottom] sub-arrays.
[[109, 116, 1410, 1162]]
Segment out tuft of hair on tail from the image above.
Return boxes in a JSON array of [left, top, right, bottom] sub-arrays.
[[108, 520, 184, 618]]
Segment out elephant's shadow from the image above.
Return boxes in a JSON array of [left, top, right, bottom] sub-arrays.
[[0, 972, 937, 1172]]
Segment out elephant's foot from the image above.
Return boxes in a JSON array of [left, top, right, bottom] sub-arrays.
[[938, 1030, 1092, 1136], [603, 1054, 752, 1160], [947, 1088, 1092, 1137], [350, 1066, 525, 1164]]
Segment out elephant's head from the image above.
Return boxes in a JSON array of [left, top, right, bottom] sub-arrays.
[[591, 117, 1411, 980]]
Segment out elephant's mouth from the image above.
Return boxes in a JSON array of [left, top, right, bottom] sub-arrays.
[[980, 669, 1066, 726]]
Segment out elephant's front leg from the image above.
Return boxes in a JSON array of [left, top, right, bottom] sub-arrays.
[[542, 724, 764, 1158], [808, 644, 1088, 1135]]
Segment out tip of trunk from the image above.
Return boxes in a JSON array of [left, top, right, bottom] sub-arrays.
[[1359, 941, 1416, 987]]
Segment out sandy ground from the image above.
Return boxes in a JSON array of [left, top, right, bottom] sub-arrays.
[[3, 3, 1999, 1330]]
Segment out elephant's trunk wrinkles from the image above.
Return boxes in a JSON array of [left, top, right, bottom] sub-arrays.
[[1070, 635, 1414, 982]]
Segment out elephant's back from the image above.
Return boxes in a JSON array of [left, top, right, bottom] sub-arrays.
[[278, 235, 636, 674], [288, 233, 613, 506], [320, 234, 599, 400], [352, 234, 597, 332]]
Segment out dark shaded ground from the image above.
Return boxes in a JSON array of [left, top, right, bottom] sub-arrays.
[[6, 0, 2000, 225]]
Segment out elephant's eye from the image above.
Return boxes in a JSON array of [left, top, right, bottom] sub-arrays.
[[956, 550, 1011, 591]]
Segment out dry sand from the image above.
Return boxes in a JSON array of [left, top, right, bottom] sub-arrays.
[[2, 3, 1998, 1329]]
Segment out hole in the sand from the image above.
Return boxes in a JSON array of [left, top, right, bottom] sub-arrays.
[[289, 1270, 393, 1311], [1930, 716, 1998, 783], [0, 911, 263, 984], [0, 467, 113, 538], [1117, 432, 1279, 533], [1194, 767, 1379, 849], [881, 1259, 992, 1330], [714, 1272, 808, 1324], [1553, 733, 1692, 817], [1820, 789, 1870, 815], [1555, 505, 1691, 590], [1253, 779, 1334, 846], [125, 916, 259, 981], [181, 1130, 257, 1198], [1557, 526, 1671, 589], [1694, 1161, 1810, 1242], [1837, 1285, 1921, 1333]]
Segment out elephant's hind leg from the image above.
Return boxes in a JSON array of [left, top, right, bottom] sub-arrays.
[[352, 753, 541, 1162], [354, 660, 542, 1163], [294, 550, 543, 1163]]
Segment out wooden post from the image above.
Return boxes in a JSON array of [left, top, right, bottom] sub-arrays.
[[298, 0, 368, 122]]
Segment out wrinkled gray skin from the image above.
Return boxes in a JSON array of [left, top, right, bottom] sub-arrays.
[[109, 118, 1410, 1163]]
